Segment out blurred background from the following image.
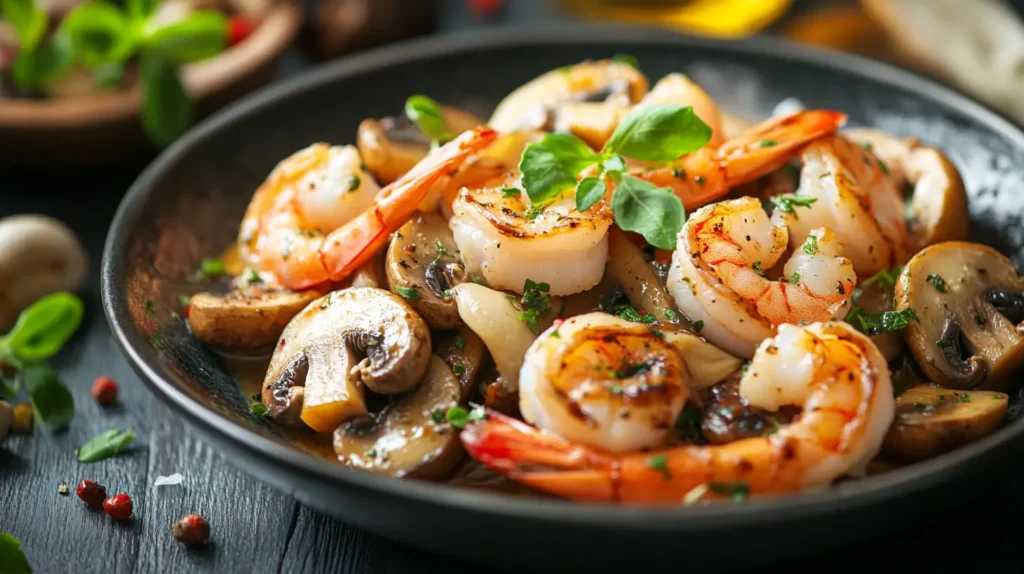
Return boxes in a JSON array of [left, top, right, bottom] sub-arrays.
[[2, 0, 1024, 168]]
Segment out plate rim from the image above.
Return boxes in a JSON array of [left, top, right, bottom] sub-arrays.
[[102, 22, 1024, 529]]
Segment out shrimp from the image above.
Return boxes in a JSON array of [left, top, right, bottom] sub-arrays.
[[238, 127, 497, 290], [785, 134, 910, 276], [636, 110, 847, 211], [449, 182, 613, 296], [667, 197, 856, 358], [518, 312, 691, 453], [461, 321, 895, 504]]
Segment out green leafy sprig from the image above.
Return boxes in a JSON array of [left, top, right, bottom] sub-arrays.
[[518, 103, 712, 249]]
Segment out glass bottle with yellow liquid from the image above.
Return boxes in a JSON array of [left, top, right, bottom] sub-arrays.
[[556, 0, 793, 38]]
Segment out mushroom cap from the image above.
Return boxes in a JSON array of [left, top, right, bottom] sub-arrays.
[[896, 241, 1024, 390], [188, 287, 323, 356], [262, 287, 431, 432], [385, 212, 466, 329], [488, 59, 648, 145]]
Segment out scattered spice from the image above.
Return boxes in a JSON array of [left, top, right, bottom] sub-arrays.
[[103, 493, 134, 520], [173, 514, 210, 546], [91, 376, 118, 406], [75, 480, 107, 508]]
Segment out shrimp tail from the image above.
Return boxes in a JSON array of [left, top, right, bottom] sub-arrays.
[[461, 411, 618, 502], [319, 127, 497, 285]]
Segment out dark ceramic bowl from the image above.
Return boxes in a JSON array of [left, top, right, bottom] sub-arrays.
[[102, 24, 1024, 572]]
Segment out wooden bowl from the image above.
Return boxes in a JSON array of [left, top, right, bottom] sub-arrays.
[[0, 1, 302, 169]]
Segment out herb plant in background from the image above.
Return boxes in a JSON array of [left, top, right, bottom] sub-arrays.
[[0, 0, 229, 145]]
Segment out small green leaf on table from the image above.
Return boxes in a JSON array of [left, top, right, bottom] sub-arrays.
[[77, 429, 135, 463]]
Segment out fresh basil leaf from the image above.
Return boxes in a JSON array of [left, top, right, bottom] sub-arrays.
[[611, 174, 685, 250], [604, 103, 712, 162], [11, 30, 74, 90], [1, 292, 83, 361], [142, 11, 227, 64], [62, 0, 136, 66], [1, 0, 45, 53], [126, 0, 157, 21], [404, 94, 452, 143], [602, 154, 626, 173], [20, 363, 74, 427], [520, 132, 600, 205], [575, 177, 605, 212], [140, 49, 191, 146], [77, 428, 134, 462], [0, 532, 32, 574]]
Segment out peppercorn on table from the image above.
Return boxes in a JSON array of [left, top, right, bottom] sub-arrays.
[[4, 1, 1024, 572]]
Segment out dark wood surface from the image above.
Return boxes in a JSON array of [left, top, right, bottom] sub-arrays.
[[4, 1, 1024, 572]]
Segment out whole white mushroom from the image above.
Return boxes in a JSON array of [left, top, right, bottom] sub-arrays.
[[0, 215, 88, 331]]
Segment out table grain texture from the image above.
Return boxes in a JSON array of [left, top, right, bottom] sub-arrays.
[[4, 1, 1024, 572]]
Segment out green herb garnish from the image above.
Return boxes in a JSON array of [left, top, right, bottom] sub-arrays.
[[250, 403, 269, 420], [863, 266, 903, 290], [404, 94, 453, 143], [646, 453, 671, 480], [769, 193, 818, 215], [511, 279, 551, 334], [693, 320, 704, 333], [446, 405, 485, 429], [709, 481, 750, 502], [845, 307, 920, 335], [926, 273, 948, 293], [200, 258, 226, 278], [454, 335, 466, 350], [802, 235, 819, 255], [613, 304, 656, 324], [612, 53, 638, 68], [395, 286, 420, 300], [77, 428, 134, 463]]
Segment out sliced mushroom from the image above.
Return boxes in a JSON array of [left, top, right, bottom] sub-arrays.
[[188, 287, 324, 355], [844, 128, 968, 247], [357, 105, 484, 185], [333, 356, 463, 478], [881, 384, 1008, 462], [488, 59, 648, 148], [434, 327, 486, 401], [895, 242, 1024, 390], [386, 213, 468, 328], [261, 288, 431, 432], [607, 227, 687, 329], [699, 376, 793, 445]]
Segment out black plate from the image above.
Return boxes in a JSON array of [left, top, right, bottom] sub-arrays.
[[101, 24, 1024, 572]]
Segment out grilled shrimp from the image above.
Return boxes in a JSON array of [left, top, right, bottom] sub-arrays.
[[668, 197, 856, 358], [450, 184, 613, 296], [518, 312, 691, 453], [785, 134, 910, 276], [636, 110, 846, 211], [461, 322, 894, 504], [238, 128, 497, 290]]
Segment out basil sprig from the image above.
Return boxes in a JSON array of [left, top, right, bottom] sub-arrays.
[[0, 292, 83, 427], [77, 428, 135, 462], [405, 94, 453, 145], [518, 103, 711, 249], [5, 0, 227, 145]]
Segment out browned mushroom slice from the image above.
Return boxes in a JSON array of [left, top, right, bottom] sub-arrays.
[[357, 106, 484, 185], [699, 376, 794, 445], [187, 287, 323, 355], [333, 356, 465, 479], [881, 385, 1008, 462], [434, 327, 486, 401], [386, 212, 468, 328], [488, 59, 648, 148], [851, 278, 904, 362], [262, 288, 431, 432], [895, 242, 1024, 390]]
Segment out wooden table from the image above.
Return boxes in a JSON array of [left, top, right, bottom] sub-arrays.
[[4, 2, 1024, 572]]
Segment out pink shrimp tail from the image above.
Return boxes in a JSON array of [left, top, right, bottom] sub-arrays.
[[308, 126, 497, 288], [461, 411, 618, 502]]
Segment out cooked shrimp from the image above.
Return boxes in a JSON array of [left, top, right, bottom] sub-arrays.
[[450, 183, 613, 296], [667, 197, 856, 358], [637, 110, 846, 211], [461, 321, 895, 504], [518, 312, 690, 453], [635, 73, 724, 147], [239, 128, 497, 290], [785, 134, 910, 276]]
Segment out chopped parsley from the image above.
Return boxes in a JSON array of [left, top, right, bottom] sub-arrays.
[[446, 405, 486, 429], [937, 339, 950, 348], [454, 335, 466, 350], [752, 262, 766, 277], [612, 53, 639, 68], [976, 314, 986, 325], [250, 404, 269, 420], [647, 454, 671, 480], [845, 307, 920, 335], [178, 294, 191, 308], [758, 139, 777, 148], [243, 268, 263, 284], [675, 405, 703, 443], [664, 309, 679, 321], [709, 481, 750, 502], [200, 257, 226, 278], [613, 304, 657, 324], [453, 364, 467, 376], [501, 187, 521, 197], [770, 193, 818, 215], [790, 272, 800, 283], [926, 273, 948, 293], [693, 320, 704, 333], [365, 448, 377, 457], [346, 175, 361, 192], [959, 393, 971, 403], [863, 266, 903, 290], [432, 409, 444, 423], [802, 235, 819, 255], [395, 286, 420, 300], [510, 279, 552, 334]]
